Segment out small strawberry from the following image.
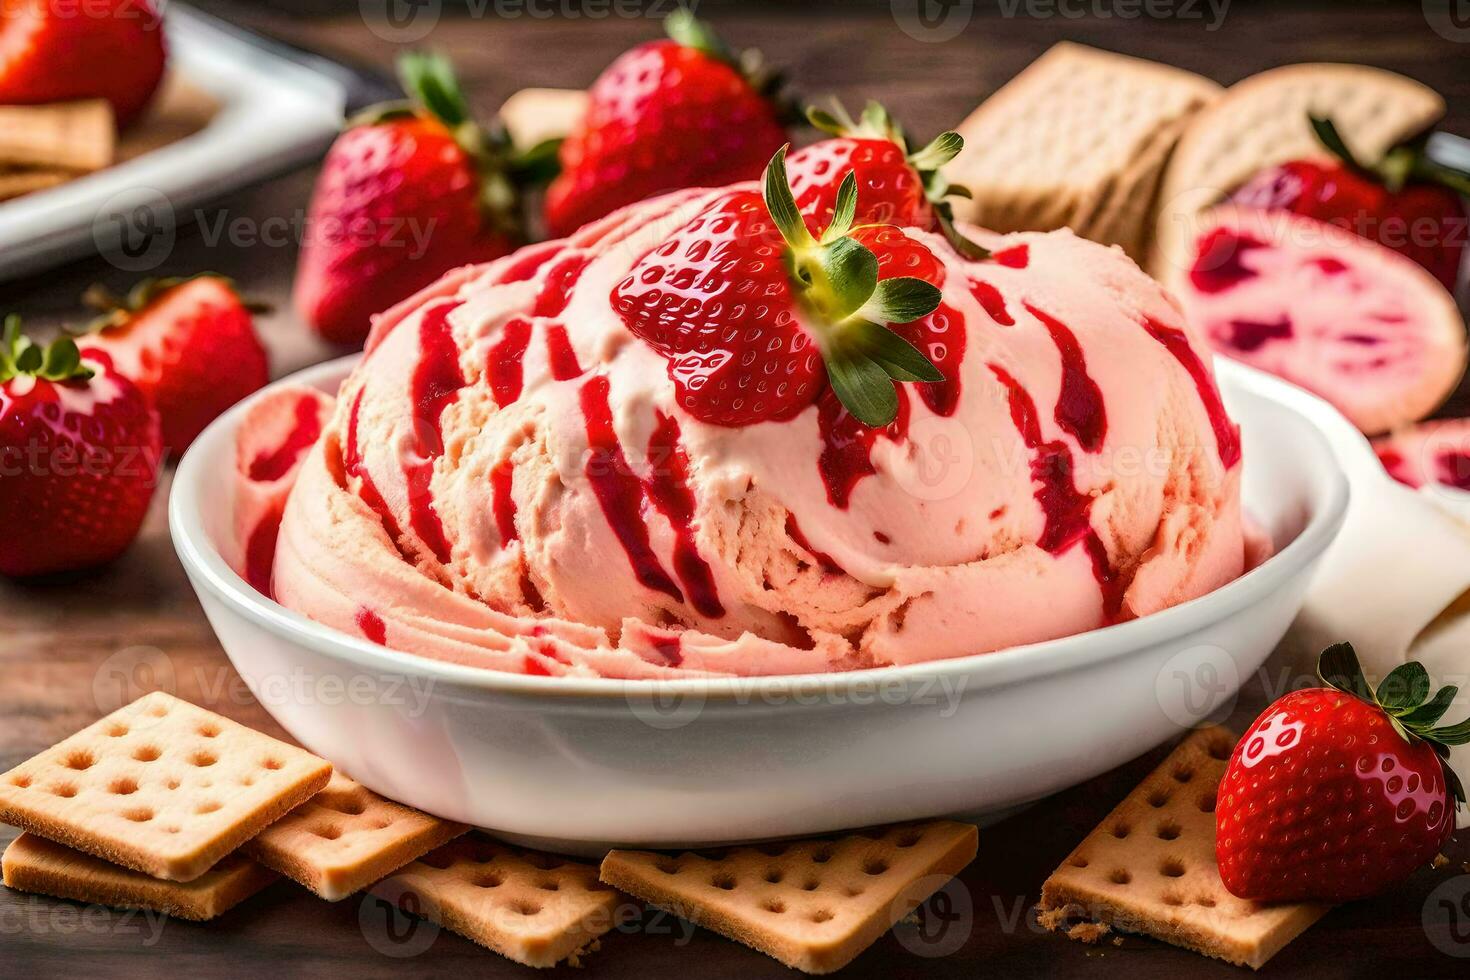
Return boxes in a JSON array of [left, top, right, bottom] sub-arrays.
[[295, 53, 556, 346], [1216, 643, 1468, 903], [79, 275, 268, 455], [1229, 115, 1470, 290], [544, 10, 790, 238], [612, 145, 945, 428], [0, 318, 161, 577], [790, 101, 988, 258], [0, 0, 166, 128]]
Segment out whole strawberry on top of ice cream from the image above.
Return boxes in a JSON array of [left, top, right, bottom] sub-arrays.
[[246, 147, 1248, 679]]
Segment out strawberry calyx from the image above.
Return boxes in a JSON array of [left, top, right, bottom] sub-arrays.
[[76, 274, 266, 335], [0, 316, 94, 385], [664, 9, 798, 124], [1309, 114, 1470, 196], [764, 145, 943, 428], [1318, 642, 1470, 806], [354, 53, 557, 242], [806, 100, 990, 260]]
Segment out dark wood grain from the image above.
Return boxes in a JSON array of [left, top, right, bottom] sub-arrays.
[[3, 2, 1470, 976]]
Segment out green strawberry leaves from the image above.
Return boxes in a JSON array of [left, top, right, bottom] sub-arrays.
[[0, 315, 94, 385], [1317, 642, 1470, 806], [804, 99, 990, 261], [1310, 114, 1470, 196], [763, 146, 944, 427]]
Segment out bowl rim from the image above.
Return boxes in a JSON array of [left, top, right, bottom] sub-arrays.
[[171, 355, 1350, 704]]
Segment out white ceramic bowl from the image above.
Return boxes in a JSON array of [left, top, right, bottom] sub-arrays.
[[171, 356, 1348, 854]]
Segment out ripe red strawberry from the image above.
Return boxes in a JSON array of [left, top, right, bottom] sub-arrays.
[[0, 319, 161, 577], [0, 0, 166, 128], [1216, 643, 1468, 903], [544, 11, 789, 238], [1229, 116, 1469, 290], [612, 146, 946, 428], [788, 101, 987, 258], [80, 275, 268, 455], [295, 53, 553, 346]]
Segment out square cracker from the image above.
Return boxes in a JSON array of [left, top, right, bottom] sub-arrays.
[[245, 772, 469, 901], [369, 834, 620, 968], [0, 100, 114, 172], [1037, 726, 1329, 969], [601, 820, 978, 974], [0, 692, 332, 882], [948, 42, 1219, 247], [3, 832, 277, 921]]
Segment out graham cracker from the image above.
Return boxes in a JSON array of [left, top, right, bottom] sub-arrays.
[[369, 834, 620, 968], [3, 831, 277, 921], [1037, 726, 1329, 970], [949, 42, 1219, 254], [0, 169, 72, 202], [498, 87, 588, 151], [244, 771, 469, 901], [0, 100, 115, 172], [600, 820, 979, 974], [1149, 63, 1444, 282], [0, 692, 332, 882]]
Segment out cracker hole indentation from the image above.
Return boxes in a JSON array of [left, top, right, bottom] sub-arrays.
[[1157, 822, 1182, 841], [312, 824, 342, 841], [327, 796, 367, 816], [762, 899, 786, 914], [1160, 859, 1186, 878], [1197, 896, 1217, 908], [863, 858, 890, 876], [1108, 869, 1131, 885], [50, 782, 77, 798], [1147, 790, 1170, 808], [195, 800, 222, 815], [104, 723, 128, 738], [1110, 824, 1130, 839], [894, 829, 923, 848], [1198, 793, 1217, 813], [190, 751, 218, 768], [123, 807, 154, 822], [147, 703, 168, 718], [132, 745, 161, 763], [536, 880, 560, 892], [475, 872, 504, 888], [422, 852, 455, 870], [262, 758, 284, 771], [10, 774, 31, 789], [655, 858, 680, 875], [711, 873, 737, 891], [108, 778, 138, 796], [511, 901, 542, 916], [843, 885, 865, 897], [1206, 739, 1232, 761], [1163, 893, 1184, 907], [1172, 766, 1194, 784], [197, 723, 220, 739], [810, 909, 834, 923], [811, 846, 834, 864], [63, 750, 94, 771], [801, 877, 820, 891], [1069, 855, 1089, 869], [764, 868, 784, 884]]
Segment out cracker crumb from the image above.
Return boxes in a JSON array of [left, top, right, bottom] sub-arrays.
[[566, 937, 603, 968]]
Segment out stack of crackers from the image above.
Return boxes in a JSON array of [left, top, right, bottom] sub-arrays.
[[0, 691, 980, 971], [0, 100, 117, 203]]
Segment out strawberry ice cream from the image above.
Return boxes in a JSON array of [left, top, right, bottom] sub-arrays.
[[235, 185, 1248, 678]]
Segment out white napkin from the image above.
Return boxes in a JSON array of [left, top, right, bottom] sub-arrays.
[[1285, 402, 1470, 829]]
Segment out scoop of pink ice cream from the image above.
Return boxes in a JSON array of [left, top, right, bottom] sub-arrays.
[[253, 187, 1247, 678]]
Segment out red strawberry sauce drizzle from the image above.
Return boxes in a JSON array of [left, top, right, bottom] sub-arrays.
[[1190, 226, 1265, 294], [487, 317, 533, 407], [247, 396, 324, 482], [545, 324, 584, 380], [989, 363, 1123, 618], [533, 254, 592, 318], [1140, 318, 1242, 469], [644, 412, 725, 617], [404, 301, 467, 565], [495, 241, 566, 284], [1023, 303, 1107, 453], [345, 387, 408, 548], [490, 459, 517, 542], [578, 374, 686, 606], [244, 504, 283, 601], [648, 633, 684, 668], [355, 607, 387, 644], [992, 244, 1029, 268], [817, 387, 911, 509], [785, 513, 843, 574], [968, 279, 1013, 326]]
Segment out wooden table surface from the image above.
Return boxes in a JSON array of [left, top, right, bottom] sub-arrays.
[[4, 1, 1470, 975]]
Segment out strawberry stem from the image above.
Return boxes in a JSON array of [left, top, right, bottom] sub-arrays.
[[0, 316, 94, 385], [1317, 642, 1470, 806], [1309, 114, 1470, 196], [761, 146, 943, 428]]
